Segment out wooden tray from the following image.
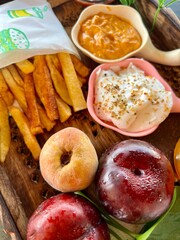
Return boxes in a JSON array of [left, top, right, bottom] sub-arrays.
[[0, 0, 179, 239]]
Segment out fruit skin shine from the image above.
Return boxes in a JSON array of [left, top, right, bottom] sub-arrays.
[[96, 139, 175, 224], [27, 193, 110, 240]]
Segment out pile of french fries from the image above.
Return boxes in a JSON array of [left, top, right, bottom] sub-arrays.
[[0, 52, 90, 162]]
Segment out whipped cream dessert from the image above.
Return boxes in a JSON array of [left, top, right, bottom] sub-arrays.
[[94, 63, 173, 132]]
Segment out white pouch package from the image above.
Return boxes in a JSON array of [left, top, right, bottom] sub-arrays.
[[0, 0, 80, 68]]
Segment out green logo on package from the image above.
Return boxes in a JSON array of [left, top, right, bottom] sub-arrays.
[[0, 28, 30, 54], [7, 6, 48, 19]]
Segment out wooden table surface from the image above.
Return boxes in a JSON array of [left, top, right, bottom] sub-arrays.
[[0, 0, 180, 240]]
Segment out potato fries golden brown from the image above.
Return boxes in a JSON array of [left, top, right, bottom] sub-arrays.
[[16, 67, 27, 80], [7, 64, 24, 87], [0, 97, 11, 163], [49, 54, 62, 72], [55, 94, 72, 123], [77, 74, 87, 86], [24, 74, 43, 135], [1, 68, 27, 112], [58, 52, 87, 112], [0, 71, 14, 106], [46, 54, 72, 106], [33, 55, 59, 121], [0, 52, 89, 161], [70, 54, 90, 77], [37, 104, 56, 131], [9, 106, 41, 160], [15, 59, 35, 74]]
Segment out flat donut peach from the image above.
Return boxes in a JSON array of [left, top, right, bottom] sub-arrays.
[[40, 127, 98, 192]]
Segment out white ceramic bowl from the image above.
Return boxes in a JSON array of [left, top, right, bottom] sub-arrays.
[[71, 4, 180, 66]]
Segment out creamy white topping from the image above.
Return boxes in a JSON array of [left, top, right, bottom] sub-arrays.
[[94, 63, 173, 132]]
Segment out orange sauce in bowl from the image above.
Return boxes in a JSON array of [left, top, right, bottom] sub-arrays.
[[78, 12, 142, 60]]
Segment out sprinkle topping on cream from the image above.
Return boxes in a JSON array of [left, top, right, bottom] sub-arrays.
[[94, 63, 173, 132]]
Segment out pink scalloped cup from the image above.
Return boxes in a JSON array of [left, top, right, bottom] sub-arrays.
[[87, 58, 180, 137]]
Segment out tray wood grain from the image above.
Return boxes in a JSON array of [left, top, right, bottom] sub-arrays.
[[0, 0, 179, 239]]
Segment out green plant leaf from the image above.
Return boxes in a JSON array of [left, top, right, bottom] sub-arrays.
[[131, 0, 135, 4], [152, 0, 180, 30], [148, 186, 180, 240], [119, 0, 128, 5], [158, 0, 166, 7], [119, 0, 135, 5], [165, 0, 180, 7], [135, 187, 177, 240], [128, 0, 135, 4]]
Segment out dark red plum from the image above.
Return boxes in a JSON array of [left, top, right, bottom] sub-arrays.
[[27, 193, 110, 240], [96, 139, 174, 224]]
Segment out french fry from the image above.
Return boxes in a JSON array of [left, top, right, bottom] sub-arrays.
[[55, 94, 72, 123], [0, 97, 11, 163], [70, 54, 90, 77], [15, 59, 35, 74], [58, 52, 87, 112], [24, 74, 43, 135], [33, 55, 59, 121], [7, 64, 24, 87], [77, 74, 87, 86], [0, 71, 14, 106], [1, 68, 27, 112], [50, 54, 62, 72], [9, 106, 41, 160], [46, 54, 72, 106], [37, 104, 56, 131], [16, 67, 27, 79]]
